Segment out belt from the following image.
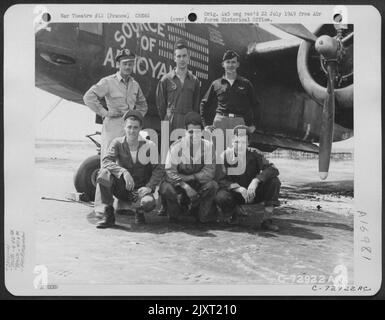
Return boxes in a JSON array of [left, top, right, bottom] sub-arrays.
[[216, 111, 243, 118]]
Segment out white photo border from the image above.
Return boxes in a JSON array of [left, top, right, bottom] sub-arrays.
[[3, 4, 382, 296]]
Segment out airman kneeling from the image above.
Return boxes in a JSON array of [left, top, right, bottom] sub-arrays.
[[159, 112, 218, 224], [96, 110, 164, 228], [215, 125, 281, 231]]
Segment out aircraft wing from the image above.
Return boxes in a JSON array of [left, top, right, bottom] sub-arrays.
[[36, 71, 85, 105], [249, 130, 319, 153]]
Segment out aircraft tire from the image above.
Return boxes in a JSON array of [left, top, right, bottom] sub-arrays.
[[73, 154, 100, 201]]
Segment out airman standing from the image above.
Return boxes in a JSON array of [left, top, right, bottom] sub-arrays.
[[156, 40, 201, 131], [200, 50, 258, 144]]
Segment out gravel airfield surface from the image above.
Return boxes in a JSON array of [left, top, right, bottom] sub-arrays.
[[35, 140, 354, 286]]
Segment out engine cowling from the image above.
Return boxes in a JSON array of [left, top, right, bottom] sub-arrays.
[[298, 41, 353, 109]]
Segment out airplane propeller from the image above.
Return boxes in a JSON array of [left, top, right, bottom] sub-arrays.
[[272, 24, 317, 42], [272, 24, 350, 180]]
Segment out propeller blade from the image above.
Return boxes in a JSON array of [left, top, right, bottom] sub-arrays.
[[342, 31, 354, 45], [319, 62, 336, 180], [272, 24, 317, 42]]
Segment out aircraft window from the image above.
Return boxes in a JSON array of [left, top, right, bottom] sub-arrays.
[[79, 23, 102, 35]]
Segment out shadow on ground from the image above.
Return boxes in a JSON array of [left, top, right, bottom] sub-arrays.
[[86, 208, 353, 241]]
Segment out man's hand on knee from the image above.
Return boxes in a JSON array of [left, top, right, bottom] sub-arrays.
[[138, 186, 152, 198], [234, 186, 249, 203], [179, 182, 199, 205], [123, 171, 135, 191], [247, 178, 260, 203]]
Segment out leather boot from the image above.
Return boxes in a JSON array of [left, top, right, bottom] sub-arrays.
[[96, 206, 115, 229], [156, 203, 167, 216], [230, 206, 247, 224], [135, 209, 146, 224], [261, 219, 279, 232], [115, 209, 135, 216]]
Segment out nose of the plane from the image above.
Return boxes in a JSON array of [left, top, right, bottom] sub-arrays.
[[36, 24, 78, 65]]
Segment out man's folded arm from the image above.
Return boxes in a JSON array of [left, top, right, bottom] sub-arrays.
[[146, 164, 165, 192], [102, 139, 127, 178], [255, 154, 279, 182]]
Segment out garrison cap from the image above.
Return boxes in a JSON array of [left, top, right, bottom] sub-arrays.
[[184, 111, 202, 127], [222, 49, 240, 61], [233, 124, 251, 136], [115, 49, 136, 62], [123, 109, 144, 125], [174, 39, 188, 51]]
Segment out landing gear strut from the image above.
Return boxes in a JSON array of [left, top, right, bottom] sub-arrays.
[[73, 132, 101, 201]]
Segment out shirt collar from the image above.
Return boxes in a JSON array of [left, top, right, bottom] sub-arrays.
[[227, 147, 237, 159], [226, 147, 248, 165], [116, 71, 132, 83], [123, 136, 145, 150], [180, 135, 190, 150], [221, 74, 240, 83], [172, 68, 192, 79], [180, 136, 206, 161]]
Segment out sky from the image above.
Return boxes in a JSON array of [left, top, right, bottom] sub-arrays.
[[35, 88, 98, 141]]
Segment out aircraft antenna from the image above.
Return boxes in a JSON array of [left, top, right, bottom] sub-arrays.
[[40, 98, 63, 122]]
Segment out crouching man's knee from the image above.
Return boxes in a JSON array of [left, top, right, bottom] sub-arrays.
[[215, 189, 236, 214], [201, 180, 219, 194], [269, 177, 281, 189], [158, 181, 177, 198], [264, 177, 281, 207], [140, 194, 156, 212], [96, 168, 114, 187]]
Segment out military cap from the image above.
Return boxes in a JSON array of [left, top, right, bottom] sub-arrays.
[[123, 109, 144, 125], [233, 124, 251, 136], [184, 111, 202, 127], [115, 48, 136, 62], [222, 49, 240, 61], [174, 39, 188, 51]]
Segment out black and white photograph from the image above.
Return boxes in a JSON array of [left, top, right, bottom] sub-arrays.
[[3, 4, 382, 296]]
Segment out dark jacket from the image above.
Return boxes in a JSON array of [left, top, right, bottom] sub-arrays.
[[200, 75, 259, 127], [165, 137, 215, 185], [216, 147, 279, 189], [102, 136, 164, 192], [156, 69, 201, 121]]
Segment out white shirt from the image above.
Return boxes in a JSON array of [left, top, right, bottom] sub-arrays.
[[130, 150, 137, 164], [225, 78, 235, 86]]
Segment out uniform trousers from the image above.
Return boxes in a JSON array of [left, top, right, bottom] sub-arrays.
[[215, 177, 281, 215]]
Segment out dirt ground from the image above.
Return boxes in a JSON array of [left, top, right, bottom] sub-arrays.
[[35, 140, 354, 286]]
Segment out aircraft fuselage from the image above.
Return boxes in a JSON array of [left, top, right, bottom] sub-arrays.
[[35, 23, 353, 146]]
